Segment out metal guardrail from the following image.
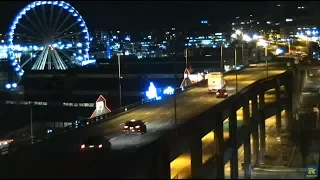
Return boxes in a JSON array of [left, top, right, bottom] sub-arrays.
[[8, 67, 248, 150]]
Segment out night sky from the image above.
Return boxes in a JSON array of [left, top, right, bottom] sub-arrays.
[[0, 1, 273, 33]]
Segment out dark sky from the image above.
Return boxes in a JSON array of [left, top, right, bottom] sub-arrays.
[[0, 1, 271, 33]]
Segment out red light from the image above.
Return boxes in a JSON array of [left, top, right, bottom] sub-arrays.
[[81, 144, 85, 149], [98, 144, 103, 148]]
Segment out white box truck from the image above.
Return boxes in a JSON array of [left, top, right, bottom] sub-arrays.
[[207, 72, 226, 92]]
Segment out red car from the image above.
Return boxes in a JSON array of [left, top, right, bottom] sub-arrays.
[[216, 89, 228, 98]]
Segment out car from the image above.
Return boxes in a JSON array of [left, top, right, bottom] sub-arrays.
[[124, 119, 147, 134], [249, 64, 257, 67], [216, 89, 228, 98], [80, 136, 111, 151]]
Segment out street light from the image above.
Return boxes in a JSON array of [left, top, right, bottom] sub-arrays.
[[234, 48, 238, 93], [172, 54, 178, 129], [220, 45, 224, 72], [117, 54, 122, 108], [257, 39, 269, 78], [185, 48, 188, 70], [265, 45, 268, 78]]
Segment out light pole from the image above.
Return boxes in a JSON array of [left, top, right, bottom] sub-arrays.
[[265, 45, 268, 78], [241, 42, 244, 66], [30, 103, 34, 144], [235, 48, 238, 93], [220, 45, 224, 72], [117, 54, 122, 108], [173, 54, 177, 128], [185, 48, 188, 70]]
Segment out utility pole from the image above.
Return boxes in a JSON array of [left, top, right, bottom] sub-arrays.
[[235, 48, 238, 93], [265, 46, 268, 78], [220, 45, 223, 72], [241, 43, 244, 66], [173, 54, 177, 128], [30, 102, 34, 144], [117, 54, 122, 108]]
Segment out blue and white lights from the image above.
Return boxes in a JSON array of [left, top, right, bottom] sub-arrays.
[[6, 1, 91, 87], [5, 83, 17, 90], [145, 82, 161, 100], [163, 86, 174, 95]]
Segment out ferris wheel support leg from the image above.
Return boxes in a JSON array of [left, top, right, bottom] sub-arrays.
[[39, 46, 49, 70], [32, 47, 47, 70]]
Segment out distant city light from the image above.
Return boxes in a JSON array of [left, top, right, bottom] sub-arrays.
[[5, 83, 11, 89], [163, 86, 174, 95], [242, 34, 252, 42], [201, 20, 208, 24], [235, 30, 242, 35], [275, 48, 283, 55], [124, 36, 131, 41], [201, 40, 211, 45]]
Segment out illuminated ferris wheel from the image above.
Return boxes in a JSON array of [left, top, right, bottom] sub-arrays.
[[7, 1, 91, 77]]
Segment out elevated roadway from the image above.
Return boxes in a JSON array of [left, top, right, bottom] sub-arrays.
[[23, 62, 286, 153]]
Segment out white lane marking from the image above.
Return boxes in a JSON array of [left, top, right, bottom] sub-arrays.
[[166, 112, 170, 114], [110, 137, 117, 141], [145, 112, 150, 114]]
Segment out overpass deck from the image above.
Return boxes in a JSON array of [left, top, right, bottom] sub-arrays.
[[27, 63, 286, 153]]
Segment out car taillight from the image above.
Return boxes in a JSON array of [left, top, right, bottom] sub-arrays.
[[81, 144, 85, 149], [224, 93, 227, 95], [135, 125, 140, 129], [99, 144, 102, 148], [124, 126, 128, 129], [216, 92, 219, 95]]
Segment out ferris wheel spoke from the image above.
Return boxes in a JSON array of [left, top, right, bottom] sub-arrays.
[[14, 33, 43, 41], [14, 42, 43, 47], [24, 14, 45, 37], [21, 51, 41, 68], [41, 5, 49, 35], [56, 48, 72, 62], [54, 31, 82, 41], [32, 8, 46, 33], [52, 7, 63, 33], [54, 13, 72, 35], [54, 21, 80, 39], [17, 23, 43, 39], [48, 4, 54, 34], [53, 49, 67, 70], [62, 48, 81, 55]]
